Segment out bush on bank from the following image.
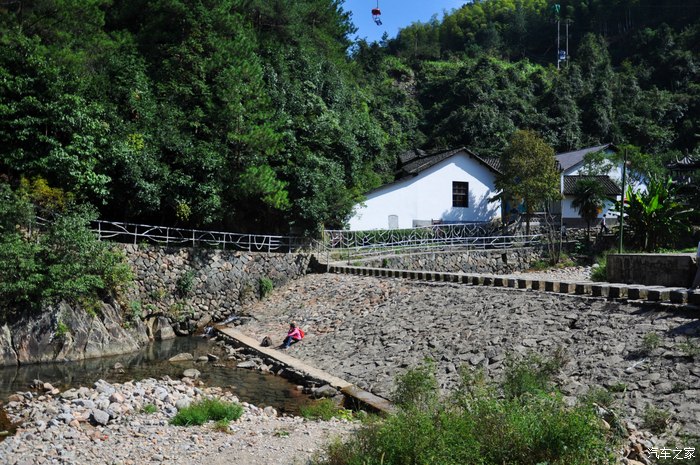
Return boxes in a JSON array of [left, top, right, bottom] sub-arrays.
[[315, 356, 618, 465], [0, 181, 133, 323]]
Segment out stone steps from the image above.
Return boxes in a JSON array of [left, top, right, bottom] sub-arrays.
[[326, 265, 700, 308]]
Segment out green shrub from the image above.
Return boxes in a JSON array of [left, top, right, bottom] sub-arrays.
[[393, 360, 439, 411], [0, 184, 134, 323], [142, 404, 157, 414], [0, 233, 43, 319], [55, 320, 70, 339], [529, 259, 550, 271], [149, 287, 167, 301], [583, 387, 615, 408], [679, 338, 700, 359], [168, 302, 192, 322], [608, 382, 627, 393], [642, 405, 671, 433], [128, 301, 143, 322], [314, 359, 616, 465], [258, 277, 273, 299], [175, 270, 195, 297], [590, 256, 608, 281], [642, 332, 661, 353], [300, 398, 353, 421], [502, 350, 567, 400], [213, 419, 230, 432], [170, 399, 243, 426]]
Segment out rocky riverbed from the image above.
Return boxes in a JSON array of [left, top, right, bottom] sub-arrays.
[[0, 377, 356, 465], [237, 273, 700, 443]]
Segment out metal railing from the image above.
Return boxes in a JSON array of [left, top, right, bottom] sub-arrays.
[[321, 224, 543, 261], [92, 220, 309, 253]]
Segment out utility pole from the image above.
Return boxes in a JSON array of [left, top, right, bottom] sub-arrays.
[[565, 19, 570, 67], [618, 148, 628, 253], [557, 16, 561, 69], [554, 4, 561, 69]]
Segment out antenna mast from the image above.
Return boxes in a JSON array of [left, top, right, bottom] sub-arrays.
[[554, 5, 570, 69]]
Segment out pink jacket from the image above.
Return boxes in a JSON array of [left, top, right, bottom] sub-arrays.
[[287, 327, 301, 340]]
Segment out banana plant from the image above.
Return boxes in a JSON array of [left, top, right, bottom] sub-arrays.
[[622, 177, 691, 251]]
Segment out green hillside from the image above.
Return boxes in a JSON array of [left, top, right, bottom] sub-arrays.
[[1, 0, 698, 234]]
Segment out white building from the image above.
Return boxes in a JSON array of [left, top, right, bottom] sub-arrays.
[[348, 144, 632, 231], [347, 148, 502, 230], [553, 143, 623, 226]]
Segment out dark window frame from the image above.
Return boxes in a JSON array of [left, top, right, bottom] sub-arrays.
[[452, 181, 469, 208]]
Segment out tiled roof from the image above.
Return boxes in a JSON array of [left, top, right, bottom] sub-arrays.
[[563, 175, 622, 196], [556, 144, 613, 171], [667, 154, 700, 170], [396, 147, 502, 179]]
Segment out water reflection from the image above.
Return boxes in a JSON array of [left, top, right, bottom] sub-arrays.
[[0, 337, 309, 415]]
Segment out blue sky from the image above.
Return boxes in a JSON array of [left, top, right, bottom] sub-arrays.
[[345, 0, 467, 43]]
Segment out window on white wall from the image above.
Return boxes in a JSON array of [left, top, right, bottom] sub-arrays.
[[452, 181, 469, 207]]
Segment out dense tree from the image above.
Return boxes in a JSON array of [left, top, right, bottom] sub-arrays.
[[1, 0, 698, 235], [571, 178, 608, 237], [496, 130, 561, 234]]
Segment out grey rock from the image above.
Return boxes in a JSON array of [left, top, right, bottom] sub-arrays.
[[169, 352, 194, 362], [56, 413, 73, 424], [175, 398, 192, 410], [236, 361, 257, 369], [90, 409, 110, 426], [312, 385, 338, 399], [72, 399, 95, 409], [150, 316, 176, 341], [183, 369, 201, 379]]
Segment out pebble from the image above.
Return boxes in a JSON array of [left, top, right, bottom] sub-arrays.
[[0, 377, 356, 465]]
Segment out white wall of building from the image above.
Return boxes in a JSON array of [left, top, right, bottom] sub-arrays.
[[348, 153, 500, 230], [561, 196, 617, 220], [560, 158, 622, 220]]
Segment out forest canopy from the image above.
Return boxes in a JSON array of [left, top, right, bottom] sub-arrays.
[[1, 0, 698, 234]]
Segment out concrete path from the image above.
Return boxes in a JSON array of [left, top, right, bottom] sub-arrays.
[[215, 327, 396, 415]]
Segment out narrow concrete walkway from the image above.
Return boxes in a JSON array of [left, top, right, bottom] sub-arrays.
[[326, 264, 700, 308], [215, 326, 396, 414]]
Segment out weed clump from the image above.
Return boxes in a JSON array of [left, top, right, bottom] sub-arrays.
[[300, 398, 353, 421], [170, 399, 243, 426]]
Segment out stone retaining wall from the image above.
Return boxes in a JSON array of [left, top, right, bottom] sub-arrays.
[[120, 245, 311, 333], [607, 253, 698, 288], [357, 247, 545, 274]]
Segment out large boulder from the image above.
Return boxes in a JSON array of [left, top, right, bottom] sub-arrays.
[[148, 316, 176, 340], [0, 324, 18, 366], [6, 300, 149, 367]]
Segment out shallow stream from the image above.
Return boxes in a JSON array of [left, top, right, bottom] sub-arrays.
[[0, 336, 311, 415]]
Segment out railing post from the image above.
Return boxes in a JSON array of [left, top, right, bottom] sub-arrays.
[[134, 224, 138, 245], [192, 230, 195, 248], [166, 228, 170, 246]]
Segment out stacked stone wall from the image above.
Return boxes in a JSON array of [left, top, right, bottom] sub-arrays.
[[120, 245, 311, 333], [358, 247, 545, 274]]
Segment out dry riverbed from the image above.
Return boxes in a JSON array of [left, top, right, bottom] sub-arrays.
[[0, 377, 356, 465], [237, 272, 700, 445]]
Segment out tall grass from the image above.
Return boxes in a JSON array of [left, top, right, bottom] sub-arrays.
[[314, 353, 617, 465], [170, 398, 243, 426]]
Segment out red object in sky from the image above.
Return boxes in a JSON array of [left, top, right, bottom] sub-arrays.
[[371, 6, 382, 25]]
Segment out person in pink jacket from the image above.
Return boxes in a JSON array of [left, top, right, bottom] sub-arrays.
[[281, 321, 302, 349]]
